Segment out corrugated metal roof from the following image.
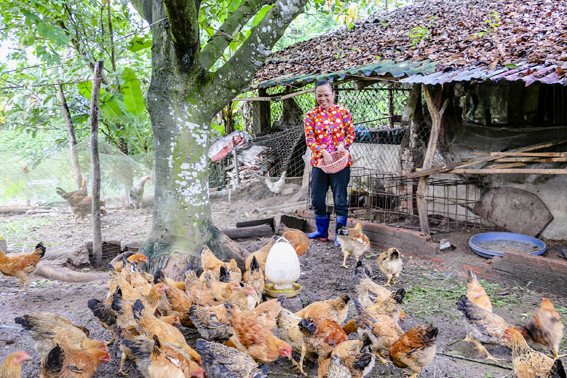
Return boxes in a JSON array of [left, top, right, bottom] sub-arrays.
[[400, 62, 567, 86], [249, 60, 567, 91]]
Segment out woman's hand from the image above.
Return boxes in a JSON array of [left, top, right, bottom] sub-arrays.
[[337, 143, 346, 153], [322, 150, 334, 165]]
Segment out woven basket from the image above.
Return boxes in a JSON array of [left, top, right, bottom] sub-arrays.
[[318, 150, 349, 174]]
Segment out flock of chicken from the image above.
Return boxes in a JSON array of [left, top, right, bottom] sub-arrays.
[[0, 220, 565, 377]]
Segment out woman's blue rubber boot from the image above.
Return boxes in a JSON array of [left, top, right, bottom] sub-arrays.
[[335, 216, 348, 246], [307, 215, 330, 241]]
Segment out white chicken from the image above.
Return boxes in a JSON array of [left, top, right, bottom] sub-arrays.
[[265, 171, 287, 194], [129, 175, 151, 209]]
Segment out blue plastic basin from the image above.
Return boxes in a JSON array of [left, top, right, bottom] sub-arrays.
[[468, 232, 546, 258]]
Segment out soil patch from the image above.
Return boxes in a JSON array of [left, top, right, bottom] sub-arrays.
[[0, 200, 566, 377]]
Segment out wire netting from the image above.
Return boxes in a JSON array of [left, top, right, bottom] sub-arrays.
[[0, 141, 153, 207]]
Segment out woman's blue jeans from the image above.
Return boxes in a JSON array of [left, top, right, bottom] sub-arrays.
[[310, 166, 350, 217]]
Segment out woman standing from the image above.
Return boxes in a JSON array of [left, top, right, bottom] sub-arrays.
[[304, 80, 355, 246]]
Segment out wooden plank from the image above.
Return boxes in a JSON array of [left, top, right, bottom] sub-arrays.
[[471, 152, 567, 157], [485, 163, 527, 169], [236, 217, 274, 229], [296, 210, 439, 255], [405, 139, 567, 178], [490, 250, 567, 294], [448, 168, 567, 174], [222, 224, 273, 239], [468, 157, 567, 163]]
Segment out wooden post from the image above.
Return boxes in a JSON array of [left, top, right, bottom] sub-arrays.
[[251, 88, 271, 135], [401, 84, 421, 215], [232, 149, 240, 186], [55, 80, 82, 188], [90, 61, 104, 267], [417, 85, 448, 235], [388, 85, 395, 129]]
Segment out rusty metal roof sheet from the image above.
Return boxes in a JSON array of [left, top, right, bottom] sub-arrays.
[[251, 0, 567, 90]]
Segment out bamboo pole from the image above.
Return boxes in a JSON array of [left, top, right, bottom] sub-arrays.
[[471, 151, 567, 157], [55, 79, 82, 188], [417, 85, 448, 235], [90, 61, 104, 268]]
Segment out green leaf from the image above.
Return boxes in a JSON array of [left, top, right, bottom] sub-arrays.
[[127, 36, 151, 52], [504, 63, 518, 69], [120, 68, 146, 123], [250, 5, 272, 27]]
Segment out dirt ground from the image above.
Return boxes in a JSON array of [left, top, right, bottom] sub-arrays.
[[1, 196, 566, 377]]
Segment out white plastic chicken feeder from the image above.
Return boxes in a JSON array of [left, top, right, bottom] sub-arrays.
[[264, 237, 301, 296]]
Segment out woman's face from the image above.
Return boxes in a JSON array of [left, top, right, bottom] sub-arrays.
[[316, 84, 335, 110]]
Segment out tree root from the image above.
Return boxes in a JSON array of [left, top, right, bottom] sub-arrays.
[[34, 262, 108, 282]]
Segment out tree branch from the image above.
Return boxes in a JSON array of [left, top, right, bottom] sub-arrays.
[[205, 0, 309, 112], [198, 0, 276, 72], [162, 0, 200, 67]]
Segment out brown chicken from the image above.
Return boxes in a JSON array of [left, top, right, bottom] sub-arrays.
[[522, 298, 565, 359], [505, 328, 566, 378], [276, 308, 309, 374], [354, 260, 391, 307], [131, 299, 202, 364], [388, 324, 438, 378], [336, 223, 370, 268], [57, 191, 107, 225], [242, 255, 265, 301], [281, 224, 310, 256], [377, 248, 403, 286], [318, 334, 375, 378], [196, 339, 269, 378], [121, 335, 205, 378], [14, 313, 107, 359], [185, 267, 217, 306], [245, 236, 277, 272], [226, 302, 292, 363], [298, 317, 348, 366], [466, 269, 492, 312], [295, 294, 351, 326], [111, 253, 148, 273], [55, 178, 87, 202], [40, 344, 111, 378], [319, 351, 375, 378], [153, 270, 193, 326], [202, 271, 242, 302], [367, 288, 406, 324], [200, 245, 242, 282], [0, 351, 31, 378], [457, 295, 510, 361], [0, 242, 45, 292], [353, 298, 403, 363]]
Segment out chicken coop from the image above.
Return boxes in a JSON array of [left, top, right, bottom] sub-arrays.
[[228, 0, 567, 239]]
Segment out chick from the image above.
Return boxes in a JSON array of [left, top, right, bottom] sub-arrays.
[[377, 248, 402, 286], [336, 223, 370, 269]]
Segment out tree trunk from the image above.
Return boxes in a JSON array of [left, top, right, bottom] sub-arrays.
[[90, 61, 104, 267]]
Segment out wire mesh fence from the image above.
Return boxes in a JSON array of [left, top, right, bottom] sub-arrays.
[[308, 168, 494, 233]]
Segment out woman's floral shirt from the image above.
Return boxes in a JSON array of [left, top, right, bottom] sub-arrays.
[[304, 104, 355, 167]]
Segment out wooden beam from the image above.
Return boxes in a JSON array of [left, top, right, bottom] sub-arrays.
[[222, 224, 273, 239], [448, 168, 567, 174], [471, 151, 567, 157], [236, 217, 274, 229], [417, 85, 449, 235], [406, 139, 567, 179]]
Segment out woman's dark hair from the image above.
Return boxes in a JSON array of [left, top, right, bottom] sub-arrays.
[[315, 80, 334, 93]]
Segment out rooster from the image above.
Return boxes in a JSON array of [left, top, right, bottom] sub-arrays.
[[129, 175, 151, 209], [0, 242, 46, 292], [522, 298, 565, 359]]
